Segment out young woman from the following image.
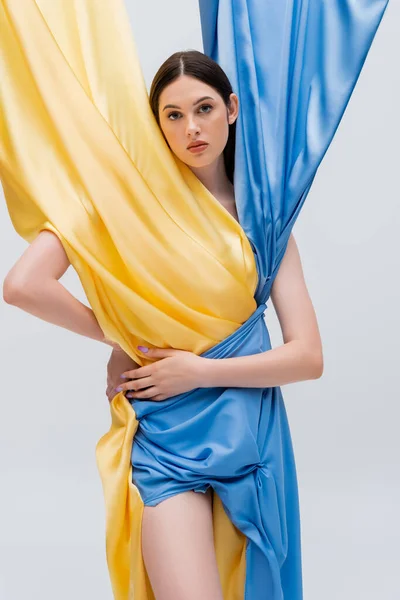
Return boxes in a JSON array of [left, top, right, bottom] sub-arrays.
[[3, 51, 322, 600], [0, 1, 389, 599]]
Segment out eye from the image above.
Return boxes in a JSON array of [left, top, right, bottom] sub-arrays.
[[199, 104, 213, 114], [167, 111, 182, 121]]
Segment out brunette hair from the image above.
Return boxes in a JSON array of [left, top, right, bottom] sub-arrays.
[[149, 50, 237, 184]]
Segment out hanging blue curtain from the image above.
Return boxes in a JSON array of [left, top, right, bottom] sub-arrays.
[[199, 0, 390, 304]]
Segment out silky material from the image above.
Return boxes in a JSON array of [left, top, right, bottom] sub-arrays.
[[0, 1, 389, 599]]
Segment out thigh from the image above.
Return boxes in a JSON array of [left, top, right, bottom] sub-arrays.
[[141, 487, 223, 600]]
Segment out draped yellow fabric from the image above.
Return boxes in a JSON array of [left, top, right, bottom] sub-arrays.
[[0, 0, 257, 597]]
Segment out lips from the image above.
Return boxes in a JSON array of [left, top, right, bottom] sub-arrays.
[[187, 141, 209, 154], [187, 140, 208, 149]]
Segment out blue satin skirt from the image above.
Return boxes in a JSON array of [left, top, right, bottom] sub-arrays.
[[130, 302, 302, 599]]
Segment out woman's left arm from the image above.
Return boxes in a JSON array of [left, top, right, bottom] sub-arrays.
[[202, 233, 324, 388]]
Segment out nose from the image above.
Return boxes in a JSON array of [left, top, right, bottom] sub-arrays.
[[186, 115, 201, 138]]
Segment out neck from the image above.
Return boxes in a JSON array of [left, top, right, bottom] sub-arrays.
[[189, 154, 233, 198]]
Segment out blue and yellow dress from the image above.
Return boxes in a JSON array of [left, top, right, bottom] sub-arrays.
[[0, 1, 389, 598]]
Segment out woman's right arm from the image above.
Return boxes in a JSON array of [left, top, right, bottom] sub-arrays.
[[2, 229, 111, 345]]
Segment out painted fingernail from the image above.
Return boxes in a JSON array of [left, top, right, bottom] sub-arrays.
[[120, 375, 128, 378], [116, 387, 123, 392], [137, 346, 148, 353]]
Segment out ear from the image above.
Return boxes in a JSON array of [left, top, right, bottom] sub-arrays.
[[227, 93, 239, 125]]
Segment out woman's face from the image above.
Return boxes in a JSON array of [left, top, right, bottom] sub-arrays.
[[157, 75, 239, 169]]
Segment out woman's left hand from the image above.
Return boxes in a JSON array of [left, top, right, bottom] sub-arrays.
[[116, 347, 208, 401]]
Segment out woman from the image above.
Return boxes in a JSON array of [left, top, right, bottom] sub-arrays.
[[3, 49, 322, 600], [0, 1, 389, 599]]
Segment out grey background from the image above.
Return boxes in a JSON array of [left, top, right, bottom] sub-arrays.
[[0, 1, 399, 599]]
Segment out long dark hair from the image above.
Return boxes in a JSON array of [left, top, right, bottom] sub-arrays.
[[149, 50, 237, 184]]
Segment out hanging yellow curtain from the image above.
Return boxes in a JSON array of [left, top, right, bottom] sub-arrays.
[[0, 0, 257, 597]]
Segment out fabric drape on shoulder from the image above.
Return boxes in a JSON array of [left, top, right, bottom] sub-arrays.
[[0, 0, 258, 365], [0, 0, 389, 598]]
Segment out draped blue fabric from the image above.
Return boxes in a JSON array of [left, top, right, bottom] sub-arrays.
[[131, 2, 389, 598], [131, 302, 304, 598], [199, 0, 389, 303]]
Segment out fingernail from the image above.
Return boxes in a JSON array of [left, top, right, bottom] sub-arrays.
[[137, 346, 148, 353], [116, 387, 123, 392], [120, 375, 128, 378]]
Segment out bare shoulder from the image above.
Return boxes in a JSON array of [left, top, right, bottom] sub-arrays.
[[270, 233, 322, 349]]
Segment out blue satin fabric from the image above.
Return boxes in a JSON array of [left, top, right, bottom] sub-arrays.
[[130, 1, 389, 598], [131, 299, 302, 598], [199, 0, 389, 303], [131, 296, 302, 598]]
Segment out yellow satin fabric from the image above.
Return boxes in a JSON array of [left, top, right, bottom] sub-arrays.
[[0, 1, 257, 597]]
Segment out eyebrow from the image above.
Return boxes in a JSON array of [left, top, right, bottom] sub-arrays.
[[162, 96, 214, 111]]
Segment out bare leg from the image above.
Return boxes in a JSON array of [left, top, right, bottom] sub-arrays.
[[141, 487, 224, 600]]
